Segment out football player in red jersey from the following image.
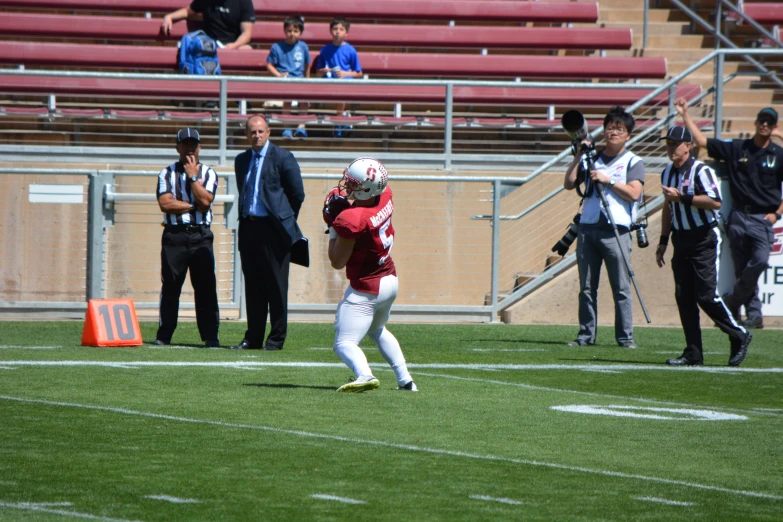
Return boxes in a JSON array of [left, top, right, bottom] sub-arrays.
[[323, 158, 417, 393]]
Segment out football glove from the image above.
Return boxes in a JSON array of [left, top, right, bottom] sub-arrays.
[[322, 186, 351, 227]]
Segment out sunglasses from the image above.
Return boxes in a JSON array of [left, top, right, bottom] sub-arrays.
[[757, 118, 776, 127]]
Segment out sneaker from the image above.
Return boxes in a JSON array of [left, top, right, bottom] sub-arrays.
[[152, 339, 168, 346], [204, 340, 220, 348], [618, 340, 637, 349], [294, 126, 307, 138], [397, 381, 418, 392], [337, 375, 380, 393], [729, 332, 752, 367], [282, 129, 294, 138], [567, 339, 594, 347], [741, 317, 764, 329]]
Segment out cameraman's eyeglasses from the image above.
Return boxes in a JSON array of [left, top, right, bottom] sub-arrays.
[[605, 127, 628, 135]]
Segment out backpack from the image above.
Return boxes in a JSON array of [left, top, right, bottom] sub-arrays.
[[177, 30, 221, 75]]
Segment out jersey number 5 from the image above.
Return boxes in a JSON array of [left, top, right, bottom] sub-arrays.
[[378, 217, 393, 265]]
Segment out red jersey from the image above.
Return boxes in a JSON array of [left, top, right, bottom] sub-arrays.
[[332, 187, 397, 294]]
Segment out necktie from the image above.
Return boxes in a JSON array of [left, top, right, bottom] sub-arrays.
[[243, 152, 261, 217]]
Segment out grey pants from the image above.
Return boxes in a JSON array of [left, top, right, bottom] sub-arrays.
[[725, 210, 773, 321], [575, 225, 634, 344]]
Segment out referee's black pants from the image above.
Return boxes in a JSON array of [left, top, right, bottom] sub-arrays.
[[671, 225, 747, 363], [157, 225, 220, 344]]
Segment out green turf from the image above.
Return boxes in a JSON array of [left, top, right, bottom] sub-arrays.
[[0, 321, 781, 521]]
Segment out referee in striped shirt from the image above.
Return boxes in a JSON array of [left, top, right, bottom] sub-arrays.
[[656, 126, 752, 367], [153, 128, 220, 347]]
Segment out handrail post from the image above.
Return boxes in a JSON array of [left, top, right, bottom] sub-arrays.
[[643, 0, 649, 49], [490, 179, 501, 322], [444, 83, 454, 170], [714, 4, 724, 140], [668, 84, 676, 128], [219, 77, 228, 166]]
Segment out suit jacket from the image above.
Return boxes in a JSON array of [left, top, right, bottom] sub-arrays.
[[235, 141, 305, 247]]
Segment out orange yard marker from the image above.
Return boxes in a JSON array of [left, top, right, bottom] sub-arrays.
[[81, 298, 142, 347]]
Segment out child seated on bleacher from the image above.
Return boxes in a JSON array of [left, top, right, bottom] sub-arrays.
[[316, 17, 362, 137], [266, 15, 311, 138]]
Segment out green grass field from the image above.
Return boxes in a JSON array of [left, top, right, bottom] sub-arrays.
[[0, 321, 781, 521]]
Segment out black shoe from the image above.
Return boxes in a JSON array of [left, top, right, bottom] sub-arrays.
[[729, 332, 752, 367], [666, 356, 703, 366], [567, 339, 594, 347], [204, 340, 220, 348], [152, 339, 169, 346], [228, 339, 261, 350], [262, 344, 283, 351], [741, 318, 764, 330]]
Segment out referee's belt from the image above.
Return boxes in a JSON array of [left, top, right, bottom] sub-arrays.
[[165, 224, 209, 233], [736, 205, 775, 214]]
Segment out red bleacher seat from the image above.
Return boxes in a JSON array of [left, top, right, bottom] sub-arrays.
[[0, 41, 666, 80], [0, 75, 702, 107], [0, 106, 50, 116], [0, 0, 599, 23], [163, 111, 213, 121], [54, 108, 105, 118], [743, 3, 783, 24], [0, 13, 633, 51], [109, 109, 158, 119]]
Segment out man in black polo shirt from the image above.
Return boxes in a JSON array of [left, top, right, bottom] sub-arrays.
[[161, 0, 255, 50], [154, 128, 221, 347], [656, 126, 752, 367], [677, 99, 783, 330]]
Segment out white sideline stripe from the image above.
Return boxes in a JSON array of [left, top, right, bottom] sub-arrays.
[[310, 494, 366, 504], [0, 366, 16, 370], [412, 371, 783, 418], [145, 495, 199, 504], [470, 348, 547, 352], [0, 346, 63, 350], [633, 496, 695, 506], [469, 495, 526, 505], [1, 395, 781, 502], [2, 360, 781, 373], [654, 351, 723, 355], [0, 500, 137, 521]]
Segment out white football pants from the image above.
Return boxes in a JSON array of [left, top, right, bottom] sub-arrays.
[[333, 274, 413, 386]]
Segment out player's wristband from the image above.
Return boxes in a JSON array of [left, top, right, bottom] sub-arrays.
[[679, 194, 694, 206], [658, 236, 669, 247], [328, 227, 338, 240]]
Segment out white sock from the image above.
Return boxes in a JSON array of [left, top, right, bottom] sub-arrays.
[[370, 328, 412, 385], [334, 341, 373, 379]]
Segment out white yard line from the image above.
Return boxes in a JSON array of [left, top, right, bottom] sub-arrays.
[[144, 495, 199, 504], [410, 371, 783, 418], [310, 494, 367, 504], [0, 501, 139, 521], [1, 395, 780, 502], [633, 496, 695, 506], [1, 360, 781, 374], [469, 495, 526, 505]]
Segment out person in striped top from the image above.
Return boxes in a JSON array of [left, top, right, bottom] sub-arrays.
[[153, 128, 221, 348], [656, 126, 752, 367]]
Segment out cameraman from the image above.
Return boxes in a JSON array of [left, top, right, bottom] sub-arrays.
[[563, 107, 645, 348], [656, 126, 752, 367]]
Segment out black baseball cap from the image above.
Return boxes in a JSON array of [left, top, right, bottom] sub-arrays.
[[757, 107, 778, 125], [660, 125, 692, 143], [176, 128, 201, 143]]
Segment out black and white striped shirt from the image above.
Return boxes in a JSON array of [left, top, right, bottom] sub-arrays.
[[156, 162, 219, 225], [661, 155, 721, 231]]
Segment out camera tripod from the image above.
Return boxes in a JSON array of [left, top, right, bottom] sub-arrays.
[[578, 142, 652, 324]]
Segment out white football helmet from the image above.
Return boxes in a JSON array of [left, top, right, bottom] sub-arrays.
[[339, 157, 388, 200]]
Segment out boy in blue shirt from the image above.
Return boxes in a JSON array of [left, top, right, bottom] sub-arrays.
[[316, 17, 362, 137], [267, 16, 311, 138]]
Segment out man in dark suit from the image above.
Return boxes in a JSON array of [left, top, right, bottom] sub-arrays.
[[229, 114, 305, 350]]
